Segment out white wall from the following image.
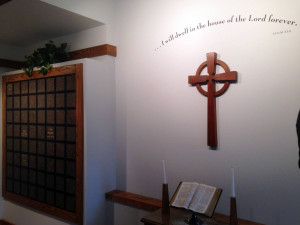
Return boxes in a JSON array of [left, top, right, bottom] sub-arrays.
[[1, 58, 116, 225], [82, 57, 116, 225], [41, 0, 116, 45], [114, 0, 300, 224]]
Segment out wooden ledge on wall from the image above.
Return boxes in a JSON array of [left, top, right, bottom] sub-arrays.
[[0, 44, 117, 69], [69, 44, 116, 59], [105, 190, 162, 211], [0, 219, 15, 225], [0, 0, 12, 7], [105, 190, 265, 225], [0, 58, 25, 69]]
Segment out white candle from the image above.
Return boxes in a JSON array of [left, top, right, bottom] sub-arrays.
[[162, 160, 167, 184], [231, 167, 236, 197]]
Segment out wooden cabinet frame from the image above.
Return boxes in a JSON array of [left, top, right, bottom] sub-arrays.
[[2, 64, 83, 224]]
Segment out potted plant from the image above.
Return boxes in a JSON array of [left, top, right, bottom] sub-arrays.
[[23, 40, 69, 77]]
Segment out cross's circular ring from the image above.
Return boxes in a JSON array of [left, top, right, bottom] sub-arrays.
[[195, 60, 231, 97]]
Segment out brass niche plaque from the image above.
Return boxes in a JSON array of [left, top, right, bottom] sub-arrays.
[[7, 83, 13, 93], [21, 129, 28, 138], [47, 127, 54, 139], [21, 154, 28, 167]]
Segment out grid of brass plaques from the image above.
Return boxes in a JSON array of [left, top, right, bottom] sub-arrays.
[[3, 65, 83, 224]]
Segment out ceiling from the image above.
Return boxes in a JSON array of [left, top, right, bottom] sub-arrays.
[[0, 0, 103, 47]]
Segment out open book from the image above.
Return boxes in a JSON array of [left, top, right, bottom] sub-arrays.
[[170, 182, 222, 217]]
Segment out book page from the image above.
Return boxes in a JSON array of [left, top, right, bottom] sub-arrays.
[[171, 182, 199, 209], [188, 184, 216, 213]]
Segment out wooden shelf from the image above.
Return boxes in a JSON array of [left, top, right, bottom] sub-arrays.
[[105, 190, 161, 211], [0, 59, 25, 69], [0, 44, 117, 69], [69, 44, 116, 59], [0, 219, 15, 225], [0, 0, 11, 7], [105, 190, 265, 225]]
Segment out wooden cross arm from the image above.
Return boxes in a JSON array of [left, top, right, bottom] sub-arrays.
[[214, 71, 237, 81], [188, 75, 208, 84]]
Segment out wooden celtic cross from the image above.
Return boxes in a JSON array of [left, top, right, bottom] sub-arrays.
[[188, 52, 237, 147]]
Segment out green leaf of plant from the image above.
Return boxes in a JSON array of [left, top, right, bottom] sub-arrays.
[[22, 40, 68, 77]]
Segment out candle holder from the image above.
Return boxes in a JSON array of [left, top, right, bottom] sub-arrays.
[[186, 212, 203, 225], [161, 183, 170, 214], [230, 197, 238, 225]]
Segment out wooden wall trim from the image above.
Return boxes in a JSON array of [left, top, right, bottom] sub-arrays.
[[0, 219, 15, 225], [69, 44, 116, 59], [105, 190, 265, 225], [0, 44, 117, 69], [105, 190, 162, 211], [0, 0, 11, 7], [0, 59, 24, 69]]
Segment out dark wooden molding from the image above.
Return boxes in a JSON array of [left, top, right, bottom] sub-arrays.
[[0, 0, 11, 7], [0, 44, 117, 69], [69, 44, 116, 59], [0, 59, 25, 70], [105, 190, 265, 225], [105, 190, 162, 211], [0, 219, 15, 225]]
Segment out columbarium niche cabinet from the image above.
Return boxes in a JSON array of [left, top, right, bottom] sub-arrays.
[[1, 58, 116, 225], [2, 64, 83, 224]]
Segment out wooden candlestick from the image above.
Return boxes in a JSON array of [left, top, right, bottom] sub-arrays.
[[230, 197, 238, 225], [161, 183, 170, 214]]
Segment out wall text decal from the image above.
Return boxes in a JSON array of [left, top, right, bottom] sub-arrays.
[[155, 14, 298, 51]]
